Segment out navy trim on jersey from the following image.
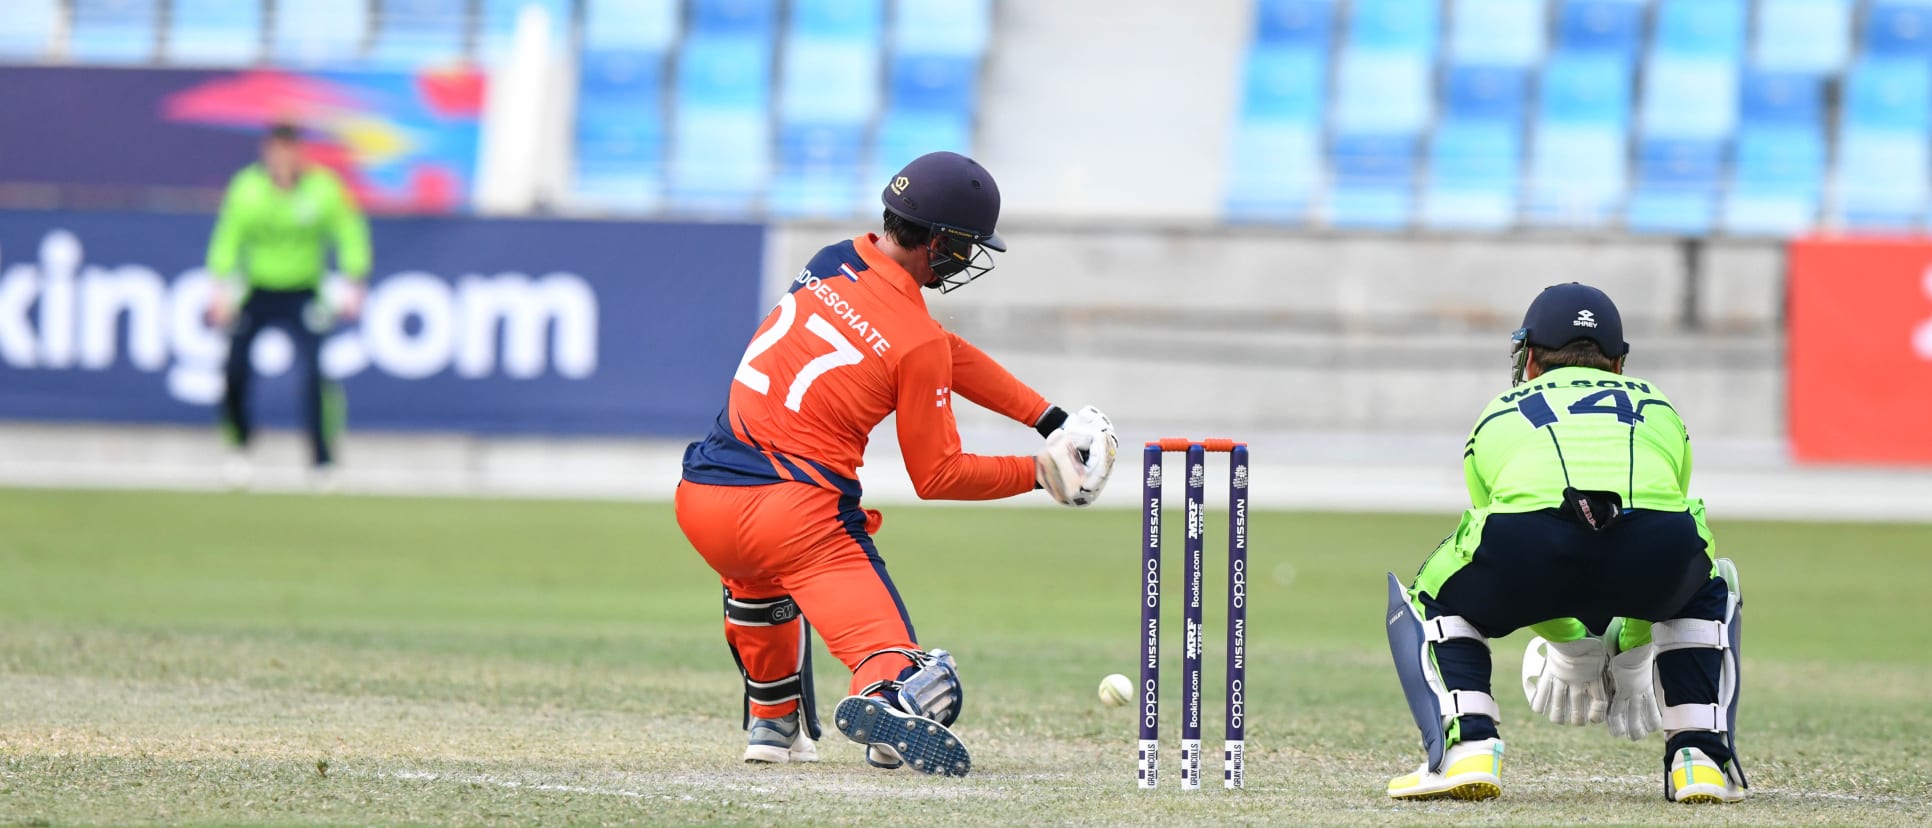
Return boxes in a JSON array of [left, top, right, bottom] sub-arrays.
[[790, 241, 870, 294], [681, 409, 863, 497], [1470, 408, 1516, 438], [839, 495, 917, 643]]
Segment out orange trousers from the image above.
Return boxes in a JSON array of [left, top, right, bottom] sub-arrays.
[[675, 480, 920, 720]]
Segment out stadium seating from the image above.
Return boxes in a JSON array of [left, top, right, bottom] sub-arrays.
[[479, 0, 576, 64], [1447, 0, 1545, 67], [1834, 58, 1932, 228], [1254, 0, 1333, 47], [870, 0, 992, 188], [771, 0, 885, 216], [164, 0, 263, 66], [0, 0, 61, 60], [367, 0, 469, 68], [1753, 0, 1850, 74], [1422, 66, 1528, 230], [1526, 55, 1631, 225], [668, 34, 775, 211], [30, 0, 1932, 236], [1226, 1, 1332, 221], [1865, 0, 1932, 58], [70, 0, 159, 63], [272, 0, 370, 66], [1724, 71, 1825, 234], [1555, 0, 1646, 63]]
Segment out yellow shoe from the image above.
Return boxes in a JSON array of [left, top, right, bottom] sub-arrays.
[[1387, 738, 1504, 801], [1666, 747, 1746, 803]]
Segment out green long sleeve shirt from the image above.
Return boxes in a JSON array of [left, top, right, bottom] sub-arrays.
[[206, 164, 371, 290], [1463, 367, 1693, 513]]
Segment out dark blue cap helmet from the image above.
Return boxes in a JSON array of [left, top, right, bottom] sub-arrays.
[[881, 151, 1005, 252], [1518, 282, 1628, 356], [1510, 283, 1629, 384], [882, 152, 1006, 292]]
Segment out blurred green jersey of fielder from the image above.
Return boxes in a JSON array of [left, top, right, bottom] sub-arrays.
[[206, 163, 370, 291]]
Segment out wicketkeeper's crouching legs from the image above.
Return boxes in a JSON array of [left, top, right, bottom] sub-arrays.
[[1651, 558, 1748, 803]]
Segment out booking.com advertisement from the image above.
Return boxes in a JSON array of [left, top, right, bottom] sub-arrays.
[[0, 211, 763, 436]]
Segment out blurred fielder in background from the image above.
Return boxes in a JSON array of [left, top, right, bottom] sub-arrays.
[[1384, 283, 1747, 804], [205, 123, 370, 487], [676, 151, 1117, 776]]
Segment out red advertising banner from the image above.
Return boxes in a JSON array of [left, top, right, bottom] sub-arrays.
[[1788, 237, 1932, 464]]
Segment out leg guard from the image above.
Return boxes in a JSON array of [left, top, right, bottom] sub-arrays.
[[1385, 573, 1500, 773], [1651, 558, 1745, 787], [854, 647, 963, 726], [724, 589, 821, 740]]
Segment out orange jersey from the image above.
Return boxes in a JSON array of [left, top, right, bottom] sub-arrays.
[[683, 234, 1050, 500]]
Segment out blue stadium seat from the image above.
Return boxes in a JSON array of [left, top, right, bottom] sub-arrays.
[[574, 115, 668, 212], [887, 54, 978, 116], [1452, 0, 1537, 67], [1538, 54, 1632, 126], [1639, 56, 1739, 140], [1723, 125, 1824, 235], [1240, 46, 1327, 124], [780, 36, 882, 126], [367, 0, 468, 68], [70, 0, 158, 63], [1865, 1, 1932, 59], [1556, 0, 1645, 62], [872, 111, 972, 184], [1625, 139, 1723, 234], [166, 0, 262, 65], [677, 35, 774, 111], [1345, 0, 1440, 53], [1448, 0, 1545, 67], [1740, 71, 1823, 127], [770, 123, 868, 217], [1328, 133, 1417, 229], [1333, 51, 1432, 134], [1225, 122, 1321, 222], [690, 0, 778, 38], [1833, 129, 1928, 229], [1844, 59, 1932, 133], [584, 0, 681, 53], [892, 0, 992, 57], [1753, 0, 1850, 75], [580, 50, 667, 113], [1443, 65, 1528, 123], [669, 108, 772, 212], [272, 0, 369, 65], [1652, 0, 1746, 58], [0, 0, 58, 59], [793, 0, 885, 41], [1421, 121, 1522, 230], [480, 0, 575, 63], [1526, 124, 1627, 224], [0, 0, 59, 59], [1254, 0, 1333, 47]]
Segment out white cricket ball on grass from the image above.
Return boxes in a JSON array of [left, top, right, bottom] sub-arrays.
[[1098, 673, 1134, 707]]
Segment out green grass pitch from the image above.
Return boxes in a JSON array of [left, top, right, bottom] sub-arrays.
[[1, 487, 1928, 825]]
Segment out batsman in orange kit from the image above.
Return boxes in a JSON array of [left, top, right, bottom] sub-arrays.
[[677, 152, 1119, 777]]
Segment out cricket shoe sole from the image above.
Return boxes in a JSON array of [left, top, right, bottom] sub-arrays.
[[834, 695, 971, 777]]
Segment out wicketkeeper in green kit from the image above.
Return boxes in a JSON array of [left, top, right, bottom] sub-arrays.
[[1383, 283, 1748, 804], [205, 123, 370, 484]]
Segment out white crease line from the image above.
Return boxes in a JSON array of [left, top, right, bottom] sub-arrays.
[[381, 769, 776, 809]]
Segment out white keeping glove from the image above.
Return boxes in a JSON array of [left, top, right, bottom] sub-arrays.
[[1035, 406, 1116, 507], [1522, 636, 1609, 726], [1604, 641, 1662, 741]]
